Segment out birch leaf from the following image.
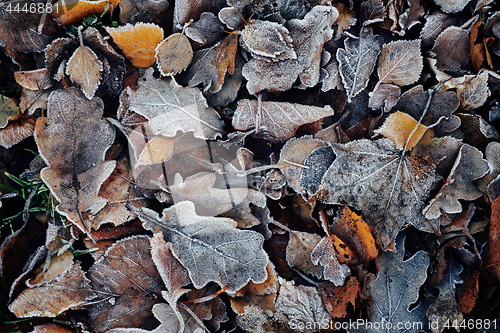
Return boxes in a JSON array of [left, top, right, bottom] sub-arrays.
[[321, 139, 441, 248], [337, 27, 383, 101], [35, 88, 116, 236], [155, 33, 193, 76], [232, 100, 333, 141], [431, 26, 470, 70], [374, 111, 429, 151], [66, 45, 103, 99], [456, 72, 490, 111], [122, 68, 224, 139], [132, 201, 269, 293], [377, 40, 423, 86]]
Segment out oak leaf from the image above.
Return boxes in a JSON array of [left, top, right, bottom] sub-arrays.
[[155, 33, 193, 76], [232, 99, 333, 141], [35, 88, 116, 236], [87, 235, 164, 333], [106, 23, 164, 68], [52, 0, 119, 25], [336, 27, 383, 101], [122, 68, 224, 139], [431, 26, 470, 70], [376, 39, 423, 86], [132, 201, 269, 292], [321, 138, 441, 248]]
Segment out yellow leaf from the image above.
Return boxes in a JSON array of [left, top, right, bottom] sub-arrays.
[[106, 23, 164, 68], [375, 111, 428, 151], [52, 0, 120, 25], [136, 135, 175, 165]]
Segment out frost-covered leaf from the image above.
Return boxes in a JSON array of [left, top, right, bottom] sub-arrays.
[[364, 233, 430, 332], [173, 0, 226, 31], [52, 0, 119, 25], [455, 72, 490, 111], [368, 83, 400, 113], [334, 3, 357, 39], [87, 236, 164, 333], [122, 68, 224, 139], [431, 26, 470, 70], [119, 0, 169, 24], [0, 117, 36, 149], [434, 0, 471, 13], [0, 96, 20, 129], [423, 144, 489, 219], [35, 88, 115, 236], [361, 0, 385, 26], [66, 45, 103, 99], [243, 5, 338, 94], [321, 59, 343, 92], [375, 111, 429, 151], [376, 40, 423, 86], [29, 324, 75, 333], [132, 201, 268, 292], [420, 11, 458, 48], [155, 33, 193, 76], [232, 100, 333, 141], [105, 23, 164, 67], [337, 27, 383, 101], [321, 139, 441, 248], [185, 12, 225, 47], [286, 231, 323, 279], [311, 236, 350, 286], [319, 276, 360, 318]]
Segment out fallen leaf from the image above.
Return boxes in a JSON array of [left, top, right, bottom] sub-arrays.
[[185, 33, 238, 94], [361, 0, 385, 26], [0, 0, 60, 52], [106, 23, 164, 67], [52, 0, 119, 25], [185, 12, 225, 47], [318, 276, 360, 318], [398, 0, 425, 32], [431, 26, 470, 70], [173, 0, 226, 31], [286, 231, 323, 278], [119, 0, 169, 24], [420, 11, 458, 48], [334, 3, 357, 39], [0, 117, 36, 149], [87, 235, 164, 332], [368, 83, 400, 113], [375, 111, 428, 151], [66, 42, 103, 99], [136, 135, 176, 166], [434, 0, 471, 13], [234, 262, 279, 296], [155, 33, 193, 76], [0, 96, 20, 129], [330, 205, 378, 264], [376, 39, 423, 86], [321, 59, 343, 92], [122, 68, 224, 139], [455, 72, 490, 111], [132, 201, 269, 292], [9, 254, 95, 317], [364, 233, 430, 330], [457, 269, 480, 314], [35, 88, 116, 236], [29, 324, 75, 333], [321, 138, 441, 248], [337, 27, 383, 101], [311, 236, 350, 286], [488, 198, 500, 280], [231, 292, 277, 315], [232, 99, 333, 141], [423, 144, 489, 219], [14, 68, 53, 91], [236, 304, 293, 333]]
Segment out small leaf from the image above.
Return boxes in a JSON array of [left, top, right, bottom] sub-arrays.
[[319, 276, 360, 318], [286, 231, 323, 279], [0, 117, 36, 149], [456, 72, 490, 111], [377, 39, 423, 86], [0, 96, 20, 129], [156, 33, 193, 76], [106, 23, 164, 67], [375, 111, 429, 151], [136, 135, 176, 166], [311, 236, 350, 286], [66, 45, 103, 99], [53, 0, 119, 25]]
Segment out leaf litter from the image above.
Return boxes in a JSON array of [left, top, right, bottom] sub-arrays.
[[1, 0, 500, 332]]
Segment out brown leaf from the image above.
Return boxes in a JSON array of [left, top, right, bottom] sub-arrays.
[[53, 0, 119, 25], [35, 88, 116, 236], [434, 0, 471, 13], [66, 45, 103, 99], [87, 235, 164, 332], [375, 111, 428, 151], [361, 0, 385, 26], [457, 269, 480, 314], [420, 11, 458, 48], [286, 231, 323, 278], [119, 0, 169, 24], [368, 83, 400, 113], [0, 117, 36, 149], [0, 96, 20, 129], [431, 26, 470, 70], [376, 39, 423, 86], [156, 33, 193, 76], [455, 72, 490, 111], [334, 3, 357, 39], [235, 262, 279, 296], [30, 324, 75, 333], [487, 198, 500, 280], [319, 276, 360, 318], [231, 292, 277, 315], [106, 23, 164, 68], [311, 236, 350, 286], [232, 99, 333, 141], [14, 68, 53, 91]]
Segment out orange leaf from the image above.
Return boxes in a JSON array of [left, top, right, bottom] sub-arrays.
[[52, 0, 119, 26], [375, 111, 428, 151], [488, 198, 500, 280], [331, 205, 378, 264], [319, 276, 360, 318], [106, 23, 164, 67]]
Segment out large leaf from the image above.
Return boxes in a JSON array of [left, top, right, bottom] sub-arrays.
[[122, 68, 224, 139], [336, 27, 383, 101], [321, 139, 441, 248], [35, 88, 116, 236], [132, 201, 269, 293]]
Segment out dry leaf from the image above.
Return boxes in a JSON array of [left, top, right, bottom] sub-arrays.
[[232, 99, 333, 141], [321, 59, 343, 92], [455, 72, 490, 111], [398, 0, 425, 32], [133, 201, 269, 292], [375, 111, 429, 151], [321, 138, 441, 248], [368, 83, 400, 113], [185, 12, 224, 47], [156, 33, 193, 76], [0, 117, 36, 149], [365, 233, 430, 330], [30, 324, 75, 333], [423, 144, 489, 219], [66, 44, 103, 99], [186, 33, 238, 94], [311, 236, 350, 286], [9, 255, 95, 318], [361, 0, 385, 26], [0, 96, 20, 129], [136, 135, 176, 166], [122, 68, 224, 139], [106, 23, 164, 67], [337, 27, 383, 101], [87, 236, 164, 333], [35, 88, 116, 236], [173, 0, 226, 31], [334, 3, 357, 39], [14, 68, 53, 91], [420, 11, 458, 48], [488, 198, 500, 280], [376, 39, 423, 86], [53, 0, 119, 25], [431, 26, 470, 70], [286, 231, 323, 278], [119, 0, 169, 24], [319, 276, 360, 318], [434, 0, 471, 13]]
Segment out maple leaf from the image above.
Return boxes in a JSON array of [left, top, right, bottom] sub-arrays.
[[321, 138, 441, 248], [132, 201, 269, 293], [232, 99, 333, 141], [121, 68, 224, 140], [35, 88, 116, 236]]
